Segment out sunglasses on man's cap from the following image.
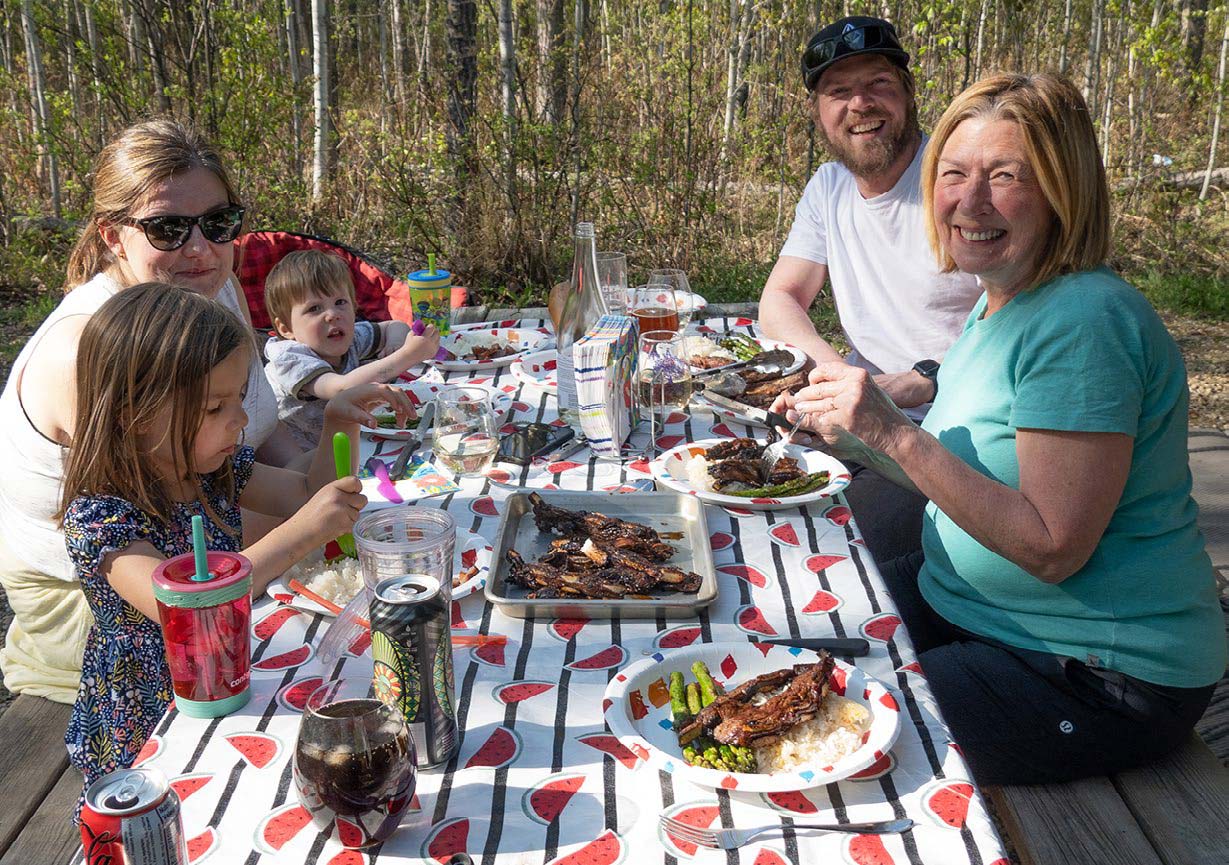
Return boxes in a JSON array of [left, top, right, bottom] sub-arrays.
[[802, 17, 910, 92], [118, 204, 246, 251]]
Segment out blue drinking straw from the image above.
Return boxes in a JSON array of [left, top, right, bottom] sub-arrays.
[[191, 514, 210, 582]]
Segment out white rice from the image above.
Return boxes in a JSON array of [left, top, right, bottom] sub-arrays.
[[753, 695, 871, 774], [282, 555, 364, 607], [681, 336, 735, 362], [683, 454, 717, 493]]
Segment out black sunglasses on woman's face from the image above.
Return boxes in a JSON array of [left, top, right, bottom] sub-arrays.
[[118, 204, 246, 251]]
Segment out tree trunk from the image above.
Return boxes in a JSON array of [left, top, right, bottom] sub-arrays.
[[498, 0, 516, 218], [20, 0, 60, 218], [536, 0, 566, 125], [1182, 0, 1210, 74], [1058, 0, 1072, 74], [445, 0, 478, 225], [312, 0, 332, 200], [1083, 0, 1103, 116], [285, 0, 304, 178], [390, 0, 407, 108], [974, 0, 987, 78], [81, 0, 104, 144], [1200, 17, 1228, 199], [567, 0, 588, 228], [62, 0, 82, 125], [721, 0, 755, 163]]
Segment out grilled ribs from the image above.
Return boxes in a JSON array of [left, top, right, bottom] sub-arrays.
[[709, 457, 769, 489], [737, 371, 807, 409], [766, 456, 805, 486], [677, 655, 837, 749], [529, 492, 674, 561], [508, 495, 704, 599]]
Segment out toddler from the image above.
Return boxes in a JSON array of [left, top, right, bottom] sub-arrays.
[[264, 250, 440, 447]]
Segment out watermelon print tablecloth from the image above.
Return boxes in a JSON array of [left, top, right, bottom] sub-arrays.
[[137, 318, 1009, 865]]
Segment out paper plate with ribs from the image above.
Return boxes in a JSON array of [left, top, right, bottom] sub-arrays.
[[604, 642, 901, 792], [650, 437, 851, 511]]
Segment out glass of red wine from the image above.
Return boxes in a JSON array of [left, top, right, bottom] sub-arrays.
[[293, 677, 417, 848]]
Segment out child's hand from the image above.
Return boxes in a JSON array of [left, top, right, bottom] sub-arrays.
[[294, 476, 367, 542], [403, 323, 441, 365], [326, 383, 416, 428]]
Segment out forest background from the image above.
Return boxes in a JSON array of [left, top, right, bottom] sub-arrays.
[[0, 0, 1226, 425]]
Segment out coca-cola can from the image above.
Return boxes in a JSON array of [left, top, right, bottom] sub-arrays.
[[80, 765, 187, 865]]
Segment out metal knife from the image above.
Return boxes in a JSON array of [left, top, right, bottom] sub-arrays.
[[758, 637, 870, 657], [696, 386, 792, 430], [389, 401, 434, 480]]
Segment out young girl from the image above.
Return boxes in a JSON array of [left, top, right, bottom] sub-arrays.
[[59, 282, 412, 816]]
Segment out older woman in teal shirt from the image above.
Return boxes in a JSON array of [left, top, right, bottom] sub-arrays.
[[779, 73, 1226, 784]]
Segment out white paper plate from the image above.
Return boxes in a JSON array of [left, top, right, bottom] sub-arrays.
[[435, 326, 554, 371], [509, 349, 559, 394], [265, 530, 494, 615], [604, 642, 902, 792], [358, 380, 447, 437], [650, 438, 850, 511], [685, 331, 806, 377], [626, 289, 708, 316]]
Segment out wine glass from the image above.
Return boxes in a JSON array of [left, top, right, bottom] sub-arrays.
[[596, 251, 628, 315], [648, 268, 693, 328], [637, 330, 692, 455], [630, 284, 680, 333], [432, 387, 498, 476], [293, 677, 417, 848]]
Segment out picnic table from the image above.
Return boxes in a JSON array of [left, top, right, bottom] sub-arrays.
[[0, 304, 1223, 865], [103, 308, 1008, 864]]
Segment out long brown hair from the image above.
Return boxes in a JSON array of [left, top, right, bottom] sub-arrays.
[[922, 72, 1111, 290], [59, 283, 251, 528], [65, 118, 242, 291]]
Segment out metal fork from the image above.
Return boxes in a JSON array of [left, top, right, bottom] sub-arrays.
[[764, 412, 806, 463], [659, 813, 913, 850]]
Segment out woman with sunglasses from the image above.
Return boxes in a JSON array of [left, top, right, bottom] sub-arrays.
[[0, 118, 308, 702]]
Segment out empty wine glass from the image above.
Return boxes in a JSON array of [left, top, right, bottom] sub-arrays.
[[432, 387, 498, 476], [648, 268, 693, 327], [596, 251, 628, 315], [293, 677, 417, 848]]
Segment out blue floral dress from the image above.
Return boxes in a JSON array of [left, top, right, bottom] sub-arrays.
[[63, 447, 255, 816]]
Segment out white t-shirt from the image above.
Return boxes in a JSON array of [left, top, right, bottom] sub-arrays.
[[779, 135, 982, 383]]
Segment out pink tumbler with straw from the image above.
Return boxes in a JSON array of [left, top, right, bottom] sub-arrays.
[[152, 528, 253, 718]]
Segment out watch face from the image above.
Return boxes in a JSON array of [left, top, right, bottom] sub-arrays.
[[914, 360, 939, 377]]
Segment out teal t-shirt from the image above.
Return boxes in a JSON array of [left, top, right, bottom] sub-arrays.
[[918, 267, 1226, 688]]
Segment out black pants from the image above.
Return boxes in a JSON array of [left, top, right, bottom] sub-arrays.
[[843, 461, 928, 565], [880, 551, 1215, 786]]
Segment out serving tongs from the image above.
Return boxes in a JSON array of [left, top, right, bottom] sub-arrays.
[[693, 348, 793, 386]]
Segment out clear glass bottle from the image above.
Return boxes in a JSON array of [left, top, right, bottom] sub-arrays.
[[555, 222, 609, 432]]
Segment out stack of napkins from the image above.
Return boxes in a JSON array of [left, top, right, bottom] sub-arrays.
[[574, 314, 639, 458]]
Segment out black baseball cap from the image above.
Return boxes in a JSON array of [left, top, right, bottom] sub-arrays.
[[802, 16, 910, 92]]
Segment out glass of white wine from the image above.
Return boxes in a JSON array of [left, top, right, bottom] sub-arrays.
[[432, 387, 499, 477]]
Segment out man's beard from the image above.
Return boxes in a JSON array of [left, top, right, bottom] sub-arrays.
[[817, 101, 920, 179]]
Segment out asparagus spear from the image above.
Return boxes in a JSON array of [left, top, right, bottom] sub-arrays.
[[692, 661, 759, 773], [727, 471, 831, 498]]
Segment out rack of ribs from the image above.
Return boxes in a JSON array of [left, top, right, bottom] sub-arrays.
[[507, 496, 704, 599], [676, 655, 836, 748]]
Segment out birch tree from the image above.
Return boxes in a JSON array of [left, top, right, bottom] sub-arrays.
[[1200, 15, 1228, 199], [312, 0, 332, 200], [537, 0, 566, 124], [20, 0, 59, 218]]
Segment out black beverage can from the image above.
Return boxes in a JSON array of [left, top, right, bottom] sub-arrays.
[[370, 574, 457, 767], [80, 765, 187, 865]]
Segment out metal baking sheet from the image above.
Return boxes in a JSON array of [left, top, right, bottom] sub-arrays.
[[484, 490, 718, 619]]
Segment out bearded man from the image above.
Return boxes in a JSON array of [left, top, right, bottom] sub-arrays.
[[759, 17, 981, 562]]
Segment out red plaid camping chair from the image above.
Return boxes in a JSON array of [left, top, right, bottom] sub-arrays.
[[234, 231, 400, 330]]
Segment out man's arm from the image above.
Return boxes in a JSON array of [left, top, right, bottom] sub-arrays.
[[757, 256, 845, 366]]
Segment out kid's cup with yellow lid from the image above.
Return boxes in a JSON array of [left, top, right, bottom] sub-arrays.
[[406, 253, 452, 336]]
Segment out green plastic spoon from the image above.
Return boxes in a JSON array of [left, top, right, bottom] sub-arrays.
[[332, 432, 358, 558]]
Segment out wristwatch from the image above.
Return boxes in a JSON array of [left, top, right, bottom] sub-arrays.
[[912, 359, 940, 401]]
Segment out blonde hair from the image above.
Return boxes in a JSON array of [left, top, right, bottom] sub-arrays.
[[65, 118, 241, 290], [922, 72, 1111, 289], [264, 249, 356, 329], [59, 283, 251, 529]]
